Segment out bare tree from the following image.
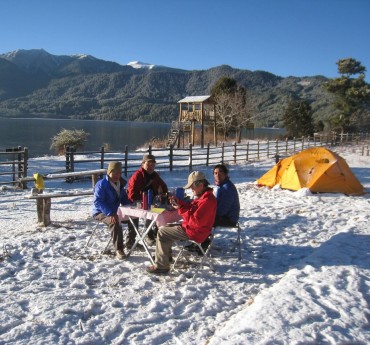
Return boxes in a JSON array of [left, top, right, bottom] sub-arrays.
[[230, 87, 256, 142], [214, 91, 233, 140]]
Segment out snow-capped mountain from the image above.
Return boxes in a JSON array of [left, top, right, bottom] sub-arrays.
[[127, 61, 156, 69]]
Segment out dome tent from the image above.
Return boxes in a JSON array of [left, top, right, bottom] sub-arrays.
[[257, 147, 365, 196]]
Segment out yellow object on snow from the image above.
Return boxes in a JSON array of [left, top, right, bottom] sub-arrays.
[[33, 173, 45, 190], [257, 147, 365, 196]]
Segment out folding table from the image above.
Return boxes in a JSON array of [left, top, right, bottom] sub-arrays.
[[118, 206, 182, 265]]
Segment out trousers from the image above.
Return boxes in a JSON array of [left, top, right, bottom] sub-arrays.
[[155, 225, 189, 269], [93, 213, 124, 251]]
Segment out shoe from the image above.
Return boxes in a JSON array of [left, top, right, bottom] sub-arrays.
[[116, 250, 126, 260], [146, 265, 169, 275]]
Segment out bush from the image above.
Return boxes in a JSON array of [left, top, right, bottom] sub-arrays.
[[50, 128, 89, 155]]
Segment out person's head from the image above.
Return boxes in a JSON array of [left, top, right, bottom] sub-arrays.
[[213, 164, 229, 185], [142, 154, 156, 174], [184, 171, 209, 197], [107, 161, 122, 183]]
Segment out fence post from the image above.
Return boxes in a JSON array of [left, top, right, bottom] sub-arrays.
[[293, 138, 296, 152], [124, 146, 128, 177], [257, 141, 260, 160], [189, 144, 193, 171], [246, 141, 249, 161], [221, 143, 225, 163], [285, 138, 288, 154], [17, 146, 22, 182], [100, 146, 105, 169], [267, 140, 270, 157], [234, 142, 237, 164], [275, 139, 279, 159], [169, 144, 173, 172], [65, 146, 71, 173], [148, 145, 152, 155], [301, 137, 304, 151], [66, 147, 75, 182], [206, 143, 210, 166], [21, 147, 28, 189]]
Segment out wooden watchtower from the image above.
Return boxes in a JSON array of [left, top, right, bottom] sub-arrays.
[[177, 95, 217, 148]]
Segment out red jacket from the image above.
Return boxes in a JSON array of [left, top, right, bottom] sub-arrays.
[[177, 188, 217, 243], [127, 167, 168, 202]]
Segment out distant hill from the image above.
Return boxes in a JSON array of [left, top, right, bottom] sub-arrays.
[[0, 49, 335, 127]]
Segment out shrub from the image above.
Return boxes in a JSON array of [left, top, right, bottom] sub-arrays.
[[50, 128, 89, 155]]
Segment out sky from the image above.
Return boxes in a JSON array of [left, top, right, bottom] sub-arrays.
[[1, 0, 370, 79], [0, 143, 369, 344]]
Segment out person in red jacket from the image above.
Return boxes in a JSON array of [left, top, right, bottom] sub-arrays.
[[126, 154, 168, 248], [146, 171, 217, 275]]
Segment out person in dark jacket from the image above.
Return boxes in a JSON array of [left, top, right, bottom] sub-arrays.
[[213, 164, 240, 227], [146, 171, 217, 275], [126, 154, 168, 248], [92, 161, 130, 259]]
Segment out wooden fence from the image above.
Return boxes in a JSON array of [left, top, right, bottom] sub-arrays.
[[0, 146, 28, 188], [1, 132, 369, 188], [64, 132, 370, 176]]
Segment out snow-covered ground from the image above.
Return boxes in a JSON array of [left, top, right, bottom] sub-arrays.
[[0, 144, 369, 344]]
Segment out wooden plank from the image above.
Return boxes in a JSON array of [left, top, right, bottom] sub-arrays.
[[18, 169, 106, 183], [26, 191, 93, 199]]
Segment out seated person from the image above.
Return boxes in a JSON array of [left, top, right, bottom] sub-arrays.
[[189, 164, 240, 253], [92, 161, 130, 259], [146, 171, 217, 275], [213, 163, 240, 227], [126, 154, 168, 248]]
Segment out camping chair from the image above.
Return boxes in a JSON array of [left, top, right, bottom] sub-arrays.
[[85, 220, 128, 254], [171, 228, 216, 280], [214, 222, 242, 260]]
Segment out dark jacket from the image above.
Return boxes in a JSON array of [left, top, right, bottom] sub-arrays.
[[215, 177, 240, 224], [92, 176, 129, 217], [127, 167, 168, 202]]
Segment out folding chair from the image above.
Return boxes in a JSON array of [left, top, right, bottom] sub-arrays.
[[85, 221, 128, 254], [214, 222, 242, 260], [85, 221, 113, 254], [171, 228, 216, 280]]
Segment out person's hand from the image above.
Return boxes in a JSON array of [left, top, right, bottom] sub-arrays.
[[110, 214, 119, 224], [169, 196, 179, 209]]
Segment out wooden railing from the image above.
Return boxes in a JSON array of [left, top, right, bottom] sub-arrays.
[[64, 133, 370, 176], [0, 146, 28, 188], [1, 132, 369, 188]]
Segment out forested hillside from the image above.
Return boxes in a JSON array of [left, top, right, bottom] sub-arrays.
[[0, 49, 335, 127]]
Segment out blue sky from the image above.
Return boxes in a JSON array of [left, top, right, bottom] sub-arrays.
[[1, 0, 370, 80]]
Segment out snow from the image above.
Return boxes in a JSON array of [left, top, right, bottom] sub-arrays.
[[0, 145, 369, 344], [127, 61, 155, 69]]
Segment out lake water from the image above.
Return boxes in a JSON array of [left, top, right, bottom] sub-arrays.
[[0, 118, 286, 158]]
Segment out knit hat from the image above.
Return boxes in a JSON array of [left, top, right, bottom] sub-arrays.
[[107, 161, 122, 175], [142, 154, 156, 163], [184, 171, 208, 189]]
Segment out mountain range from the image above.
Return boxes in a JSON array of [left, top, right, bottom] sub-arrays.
[[0, 49, 335, 127]]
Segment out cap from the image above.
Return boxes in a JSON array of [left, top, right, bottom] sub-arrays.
[[184, 171, 207, 189], [107, 161, 122, 175], [142, 154, 156, 163]]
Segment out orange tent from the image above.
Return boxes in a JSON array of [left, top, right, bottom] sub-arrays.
[[257, 147, 365, 195]]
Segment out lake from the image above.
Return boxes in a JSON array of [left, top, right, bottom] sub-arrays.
[[0, 118, 286, 157]]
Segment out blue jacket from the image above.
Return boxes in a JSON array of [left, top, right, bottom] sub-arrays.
[[92, 175, 130, 217], [215, 177, 240, 223]]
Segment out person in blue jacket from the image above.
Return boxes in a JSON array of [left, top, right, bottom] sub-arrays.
[[213, 163, 240, 227], [92, 161, 130, 259]]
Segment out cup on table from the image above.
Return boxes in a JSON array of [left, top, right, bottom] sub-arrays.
[[136, 201, 142, 209]]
